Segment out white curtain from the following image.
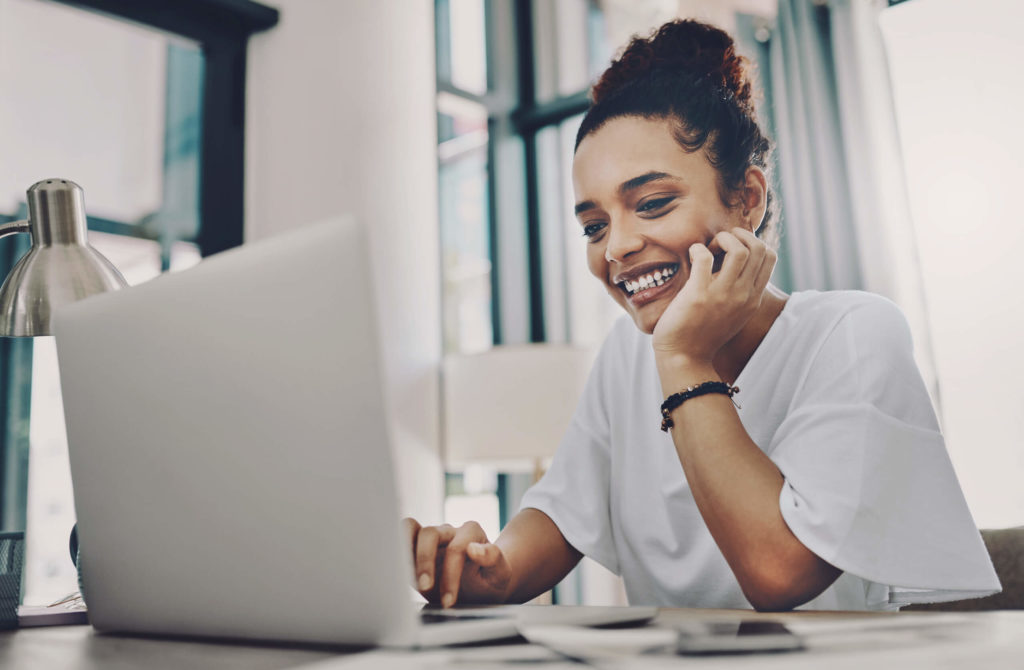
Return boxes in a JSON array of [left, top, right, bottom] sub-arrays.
[[767, 0, 939, 405]]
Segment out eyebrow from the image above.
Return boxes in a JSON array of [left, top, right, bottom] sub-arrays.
[[574, 171, 679, 217]]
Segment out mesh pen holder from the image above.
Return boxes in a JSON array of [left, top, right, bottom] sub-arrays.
[[0, 531, 25, 630]]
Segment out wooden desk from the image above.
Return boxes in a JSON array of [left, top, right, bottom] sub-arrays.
[[0, 625, 338, 670], [2, 609, 1023, 669]]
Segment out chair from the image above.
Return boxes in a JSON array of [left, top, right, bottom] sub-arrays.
[[903, 526, 1024, 611]]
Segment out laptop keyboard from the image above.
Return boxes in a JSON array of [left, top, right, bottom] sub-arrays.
[[420, 611, 511, 625]]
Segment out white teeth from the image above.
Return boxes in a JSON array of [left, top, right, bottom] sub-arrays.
[[621, 266, 678, 296]]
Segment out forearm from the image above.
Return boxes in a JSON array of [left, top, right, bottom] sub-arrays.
[[495, 508, 582, 603], [658, 357, 839, 610]]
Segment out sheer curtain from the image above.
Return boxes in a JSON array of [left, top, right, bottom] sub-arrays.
[[764, 0, 939, 404]]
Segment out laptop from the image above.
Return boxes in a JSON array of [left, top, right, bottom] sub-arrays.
[[53, 218, 653, 648]]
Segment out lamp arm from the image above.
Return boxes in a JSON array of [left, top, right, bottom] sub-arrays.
[[0, 219, 30, 238]]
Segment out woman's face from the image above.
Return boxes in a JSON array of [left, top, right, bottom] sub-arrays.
[[572, 116, 751, 334]]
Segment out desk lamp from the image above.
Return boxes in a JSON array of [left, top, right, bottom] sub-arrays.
[[0, 178, 128, 336], [0, 178, 126, 610]]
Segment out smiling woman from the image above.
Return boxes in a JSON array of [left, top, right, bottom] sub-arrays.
[[572, 117, 772, 337], [405, 17, 1000, 612]]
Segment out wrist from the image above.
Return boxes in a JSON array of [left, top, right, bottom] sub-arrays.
[[655, 354, 719, 398]]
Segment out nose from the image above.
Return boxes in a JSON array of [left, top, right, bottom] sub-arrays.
[[604, 217, 645, 263]]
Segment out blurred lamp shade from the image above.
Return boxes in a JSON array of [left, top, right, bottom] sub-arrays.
[[442, 344, 594, 473]]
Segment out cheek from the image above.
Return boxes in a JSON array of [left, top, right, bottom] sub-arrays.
[[586, 244, 607, 281]]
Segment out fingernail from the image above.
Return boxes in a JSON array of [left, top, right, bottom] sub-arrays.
[[418, 574, 431, 591], [442, 593, 454, 609]]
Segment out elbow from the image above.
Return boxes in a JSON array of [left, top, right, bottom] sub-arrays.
[[742, 580, 805, 612], [746, 588, 804, 613], [738, 557, 841, 612]]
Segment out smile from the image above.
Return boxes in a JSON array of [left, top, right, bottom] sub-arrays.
[[618, 264, 678, 297]]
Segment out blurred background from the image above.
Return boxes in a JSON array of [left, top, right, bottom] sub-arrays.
[[0, 0, 1021, 606]]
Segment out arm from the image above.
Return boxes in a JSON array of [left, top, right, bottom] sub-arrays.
[[404, 508, 581, 607], [653, 229, 839, 610], [497, 508, 583, 603], [657, 356, 840, 610]]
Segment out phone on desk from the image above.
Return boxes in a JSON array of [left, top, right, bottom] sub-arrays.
[[675, 620, 805, 655]]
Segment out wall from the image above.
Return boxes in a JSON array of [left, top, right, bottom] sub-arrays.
[[0, 0, 165, 219], [246, 0, 444, 520], [881, 0, 1024, 528]]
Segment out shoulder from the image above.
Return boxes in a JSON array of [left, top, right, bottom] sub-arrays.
[[784, 292, 926, 409], [789, 290, 912, 351]]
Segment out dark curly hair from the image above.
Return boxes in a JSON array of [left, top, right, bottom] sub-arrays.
[[576, 19, 777, 247]]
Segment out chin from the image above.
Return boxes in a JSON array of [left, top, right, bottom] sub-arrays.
[[628, 306, 661, 335]]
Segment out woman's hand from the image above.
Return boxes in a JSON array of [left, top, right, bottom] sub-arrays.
[[652, 228, 776, 365], [403, 518, 513, 608]]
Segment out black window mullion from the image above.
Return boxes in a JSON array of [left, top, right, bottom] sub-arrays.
[[197, 41, 246, 256], [514, 0, 545, 343], [52, 0, 279, 257], [511, 91, 591, 135], [485, 117, 504, 345]]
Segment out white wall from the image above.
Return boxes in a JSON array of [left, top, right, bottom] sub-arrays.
[[246, 0, 444, 520], [881, 0, 1024, 528], [0, 0, 165, 220]]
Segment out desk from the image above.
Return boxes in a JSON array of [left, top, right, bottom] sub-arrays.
[[2, 609, 1023, 669]]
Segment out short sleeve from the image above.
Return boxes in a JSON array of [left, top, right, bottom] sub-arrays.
[[772, 298, 1000, 603], [518, 330, 622, 575]]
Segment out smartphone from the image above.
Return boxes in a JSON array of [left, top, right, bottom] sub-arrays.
[[675, 620, 805, 655]]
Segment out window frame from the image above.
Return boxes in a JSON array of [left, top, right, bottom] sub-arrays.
[[53, 0, 279, 256], [0, 0, 279, 532]]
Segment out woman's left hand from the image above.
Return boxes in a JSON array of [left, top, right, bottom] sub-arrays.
[[651, 228, 776, 365]]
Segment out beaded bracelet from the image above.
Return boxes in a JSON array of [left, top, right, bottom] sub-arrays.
[[660, 381, 740, 432]]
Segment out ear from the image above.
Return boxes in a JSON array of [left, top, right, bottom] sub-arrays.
[[739, 166, 768, 233]]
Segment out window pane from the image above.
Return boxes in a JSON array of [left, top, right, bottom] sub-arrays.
[[438, 94, 492, 354], [437, 0, 488, 95], [440, 148, 493, 355], [537, 125, 568, 342], [0, 0, 200, 233], [533, 0, 609, 103], [537, 114, 620, 348], [438, 92, 488, 148]]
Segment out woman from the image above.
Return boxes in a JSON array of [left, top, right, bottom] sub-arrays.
[[406, 19, 999, 611]]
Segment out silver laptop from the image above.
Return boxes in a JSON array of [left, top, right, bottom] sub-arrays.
[[53, 218, 653, 648], [52, 218, 507, 647]]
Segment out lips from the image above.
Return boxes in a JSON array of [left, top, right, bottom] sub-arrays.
[[613, 263, 680, 298]]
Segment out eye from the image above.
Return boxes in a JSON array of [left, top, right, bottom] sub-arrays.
[[581, 222, 606, 239], [637, 197, 674, 214]]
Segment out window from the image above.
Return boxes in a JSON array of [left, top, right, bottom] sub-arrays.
[[435, 0, 619, 604]]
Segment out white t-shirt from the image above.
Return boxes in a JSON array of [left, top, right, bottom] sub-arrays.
[[520, 290, 1000, 610]]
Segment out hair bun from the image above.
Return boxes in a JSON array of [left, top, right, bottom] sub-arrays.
[[593, 19, 753, 113]]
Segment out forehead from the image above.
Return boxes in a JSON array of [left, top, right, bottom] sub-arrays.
[[572, 116, 715, 198]]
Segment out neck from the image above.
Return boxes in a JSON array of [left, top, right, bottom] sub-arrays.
[[712, 284, 789, 385]]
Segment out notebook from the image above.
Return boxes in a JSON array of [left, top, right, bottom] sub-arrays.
[[53, 218, 653, 648]]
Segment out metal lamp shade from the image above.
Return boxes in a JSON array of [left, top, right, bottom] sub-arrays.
[[0, 179, 128, 337]]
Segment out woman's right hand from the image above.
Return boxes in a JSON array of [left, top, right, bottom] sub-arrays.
[[403, 518, 513, 608]]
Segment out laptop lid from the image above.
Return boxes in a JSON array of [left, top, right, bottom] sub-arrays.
[[53, 218, 418, 646]]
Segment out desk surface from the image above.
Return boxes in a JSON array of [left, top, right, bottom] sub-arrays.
[[3, 608, 1023, 670]]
